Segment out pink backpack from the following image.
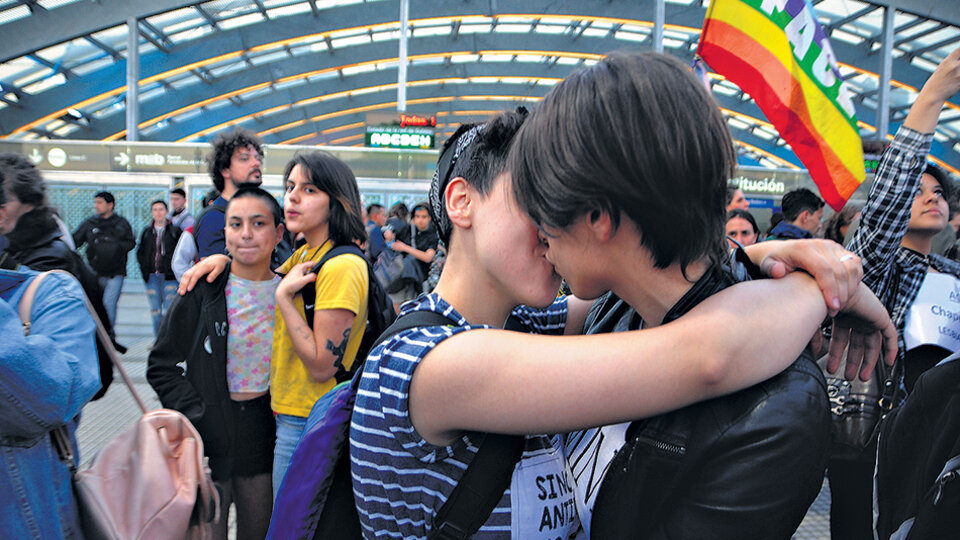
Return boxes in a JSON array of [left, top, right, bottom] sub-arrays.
[[21, 270, 220, 540]]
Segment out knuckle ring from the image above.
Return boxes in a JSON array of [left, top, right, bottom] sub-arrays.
[[838, 254, 855, 263]]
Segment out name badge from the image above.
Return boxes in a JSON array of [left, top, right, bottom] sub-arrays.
[[903, 272, 960, 352], [510, 443, 579, 540]]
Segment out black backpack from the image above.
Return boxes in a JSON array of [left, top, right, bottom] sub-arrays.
[[875, 352, 960, 539], [299, 243, 397, 382]]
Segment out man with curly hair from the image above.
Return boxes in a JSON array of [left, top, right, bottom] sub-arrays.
[[194, 127, 263, 258]]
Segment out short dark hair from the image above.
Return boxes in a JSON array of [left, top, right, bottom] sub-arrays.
[[203, 188, 220, 208], [387, 202, 409, 221], [207, 127, 263, 192], [0, 152, 48, 207], [283, 151, 365, 246], [95, 191, 115, 205], [151, 199, 168, 210], [170, 188, 186, 197], [924, 163, 954, 203], [366, 203, 384, 216], [431, 110, 527, 245], [510, 51, 735, 271], [229, 186, 283, 226], [726, 209, 760, 236], [412, 202, 430, 215], [781, 188, 824, 222]]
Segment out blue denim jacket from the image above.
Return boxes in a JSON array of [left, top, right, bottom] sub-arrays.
[[0, 268, 101, 539]]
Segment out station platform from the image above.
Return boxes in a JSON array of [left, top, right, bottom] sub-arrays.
[[74, 279, 833, 539]]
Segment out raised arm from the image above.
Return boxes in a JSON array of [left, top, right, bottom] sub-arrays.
[[410, 273, 895, 445], [849, 47, 960, 294]]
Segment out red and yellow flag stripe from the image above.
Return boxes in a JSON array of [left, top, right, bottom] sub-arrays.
[[698, 0, 865, 211]]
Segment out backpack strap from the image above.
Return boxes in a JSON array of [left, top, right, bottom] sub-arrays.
[[193, 203, 226, 253], [362, 308, 525, 539], [300, 244, 366, 330], [431, 433, 525, 540]]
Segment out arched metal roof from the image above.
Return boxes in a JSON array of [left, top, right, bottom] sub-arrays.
[[0, 0, 957, 173]]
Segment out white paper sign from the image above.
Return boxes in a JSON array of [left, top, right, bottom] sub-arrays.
[[511, 444, 579, 540], [903, 272, 960, 352]]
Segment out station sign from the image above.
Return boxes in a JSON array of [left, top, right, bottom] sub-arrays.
[[364, 126, 435, 149], [399, 114, 437, 128], [0, 140, 207, 174]]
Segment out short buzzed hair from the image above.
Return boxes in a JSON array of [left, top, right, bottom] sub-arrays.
[[229, 186, 283, 226], [781, 188, 824, 222]]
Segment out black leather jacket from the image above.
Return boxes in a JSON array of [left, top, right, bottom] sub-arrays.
[[146, 264, 240, 481], [587, 260, 831, 539]]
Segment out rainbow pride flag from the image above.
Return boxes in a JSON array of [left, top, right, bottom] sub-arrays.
[[698, 0, 864, 211]]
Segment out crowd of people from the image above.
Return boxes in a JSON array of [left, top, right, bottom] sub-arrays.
[[1, 46, 958, 540]]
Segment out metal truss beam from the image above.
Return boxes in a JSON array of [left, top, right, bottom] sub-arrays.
[[34, 31, 620, 139], [0, 0, 203, 63], [143, 61, 570, 141], [864, 0, 960, 29]]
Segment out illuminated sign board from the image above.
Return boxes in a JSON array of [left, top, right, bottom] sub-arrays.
[[365, 126, 435, 149], [399, 114, 437, 128]]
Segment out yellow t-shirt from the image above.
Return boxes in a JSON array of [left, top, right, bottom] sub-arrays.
[[271, 241, 368, 417]]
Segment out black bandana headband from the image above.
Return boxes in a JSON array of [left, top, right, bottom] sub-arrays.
[[428, 123, 486, 245]]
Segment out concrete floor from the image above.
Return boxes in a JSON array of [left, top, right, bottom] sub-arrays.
[[74, 279, 832, 539]]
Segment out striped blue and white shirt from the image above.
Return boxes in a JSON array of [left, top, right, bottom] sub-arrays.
[[349, 293, 579, 539]]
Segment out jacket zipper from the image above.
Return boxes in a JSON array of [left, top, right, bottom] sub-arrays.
[[933, 468, 958, 505], [634, 434, 686, 457]]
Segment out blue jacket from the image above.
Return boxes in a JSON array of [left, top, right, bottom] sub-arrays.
[[0, 268, 101, 539], [766, 220, 814, 240]]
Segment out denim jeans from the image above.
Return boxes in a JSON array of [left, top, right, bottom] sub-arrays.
[[273, 414, 308, 500], [97, 275, 124, 326], [145, 273, 177, 335]]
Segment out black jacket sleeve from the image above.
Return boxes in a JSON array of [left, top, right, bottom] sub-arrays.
[[146, 290, 205, 422], [118, 217, 136, 253], [136, 227, 151, 282], [72, 219, 90, 249]]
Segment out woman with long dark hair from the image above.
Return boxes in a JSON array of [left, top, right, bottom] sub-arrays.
[[269, 151, 369, 494]]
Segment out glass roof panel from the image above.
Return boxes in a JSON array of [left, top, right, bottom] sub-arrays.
[[0, 4, 28, 25], [0, 0, 956, 172], [218, 12, 266, 30], [267, 3, 312, 17]]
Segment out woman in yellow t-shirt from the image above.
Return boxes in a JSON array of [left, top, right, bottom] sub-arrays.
[[270, 151, 369, 495]]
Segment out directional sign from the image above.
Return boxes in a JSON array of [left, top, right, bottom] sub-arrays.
[[0, 139, 437, 180]]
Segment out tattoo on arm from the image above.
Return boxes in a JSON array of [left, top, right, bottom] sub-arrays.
[[327, 327, 351, 369]]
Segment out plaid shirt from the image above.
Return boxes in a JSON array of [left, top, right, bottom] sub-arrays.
[[847, 126, 960, 376]]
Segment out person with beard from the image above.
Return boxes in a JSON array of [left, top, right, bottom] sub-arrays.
[[195, 127, 264, 258], [0, 152, 118, 399]]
